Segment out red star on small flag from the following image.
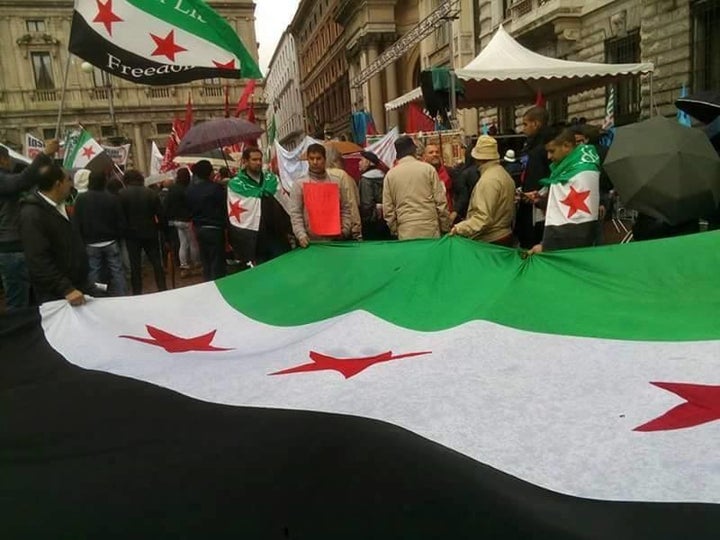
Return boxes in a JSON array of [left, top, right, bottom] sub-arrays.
[[213, 59, 237, 70], [228, 200, 246, 222], [81, 145, 96, 159], [560, 186, 591, 219], [270, 350, 432, 379], [150, 30, 187, 62], [93, 0, 123, 36], [634, 382, 720, 432], [120, 325, 233, 353]]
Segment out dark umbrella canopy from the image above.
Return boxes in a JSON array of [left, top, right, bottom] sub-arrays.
[[177, 118, 264, 155], [604, 116, 720, 225], [675, 90, 720, 124]]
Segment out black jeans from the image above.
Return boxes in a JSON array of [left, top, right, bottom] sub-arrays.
[[196, 227, 227, 281], [126, 236, 167, 295]]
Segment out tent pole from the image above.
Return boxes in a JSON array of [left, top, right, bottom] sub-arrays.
[[447, 16, 457, 128]]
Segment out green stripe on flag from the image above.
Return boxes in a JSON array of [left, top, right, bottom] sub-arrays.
[[63, 129, 92, 169], [216, 234, 720, 341], [124, 0, 261, 78]]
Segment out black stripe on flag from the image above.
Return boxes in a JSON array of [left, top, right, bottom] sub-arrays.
[[0, 308, 717, 539], [68, 11, 242, 86]]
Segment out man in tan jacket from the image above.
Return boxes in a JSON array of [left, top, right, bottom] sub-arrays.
[[383, 136, 451, 240], [450, 136, 516, 246], [289, 144, 353, 248]]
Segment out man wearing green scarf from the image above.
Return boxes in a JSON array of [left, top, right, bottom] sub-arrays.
[[227, 148, 292, 267], [528, 129, 600, 254]]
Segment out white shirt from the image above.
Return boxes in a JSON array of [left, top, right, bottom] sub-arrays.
[[37, 191, 69, 221]]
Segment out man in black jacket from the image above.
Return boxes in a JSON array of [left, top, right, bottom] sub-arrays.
[[186, 160, 227, 280], [119, 169, 167, 295], [0, 139, 58, 310], [19, 163, 90, 306], [74, 171, 127, 296], [516, 106, 552, 249]]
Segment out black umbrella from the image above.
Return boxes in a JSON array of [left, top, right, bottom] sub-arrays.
[[675, 90, 720, 124], [177, 117, 264, 155], [604, 116, 720, 225]]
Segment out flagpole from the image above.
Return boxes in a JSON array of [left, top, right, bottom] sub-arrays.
[[55, 52, 73, 139]]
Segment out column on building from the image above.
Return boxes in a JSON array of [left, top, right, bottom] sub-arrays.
[[385, 62, 399, 130], [367, 42, 386, 134], [133, 123, 147, 175]]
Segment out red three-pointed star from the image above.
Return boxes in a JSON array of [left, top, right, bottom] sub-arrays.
[[150, 30, 187, 62], [228, 200, 246, 222], [634, 382, 720, 432], [120, 325, 234, 353], [213, 59, 237, 70], [81, 145, 96, 159], [93, 0, 123, 36], [560, 186, 591, 219], [270, 350, 432, 379]]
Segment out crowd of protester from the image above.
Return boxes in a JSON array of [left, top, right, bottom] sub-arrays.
[[1, 105, 717, 311]]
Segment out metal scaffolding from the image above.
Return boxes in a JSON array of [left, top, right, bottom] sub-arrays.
[[350, 0, 460, 89]]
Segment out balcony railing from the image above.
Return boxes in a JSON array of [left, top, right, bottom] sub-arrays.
[[508, 0, 583, 34], [147, 87, 173, 99], [201, 85, 224, 97], [33, 89, 58, 102]]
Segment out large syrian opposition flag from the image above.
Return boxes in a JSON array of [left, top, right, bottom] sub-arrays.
[[2, 235, 720, 538], [69, 0, 262, 85]]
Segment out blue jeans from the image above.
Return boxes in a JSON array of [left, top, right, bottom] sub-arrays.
[[86, 242, 127, 296], [0, 251, 30, 310]]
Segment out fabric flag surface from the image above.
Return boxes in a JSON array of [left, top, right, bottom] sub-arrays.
[[69, 0, 262, 85], [2, 234, 720, 539], [62, 128, 112, 172]]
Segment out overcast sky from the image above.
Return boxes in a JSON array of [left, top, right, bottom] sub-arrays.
[[255, 0, 301, 75]]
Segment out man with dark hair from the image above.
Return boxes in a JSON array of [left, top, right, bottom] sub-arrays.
[[19, 163, 91, 306], [186, 159, 227, 279], [517, 106, 552, 248], [289, 143, 353, 248], [0, 139, 58, 310], [527, 129, 600, 254], [227, 147, 291, 266], [73, 170, 127, 296], [358, 150, 391, 240], [119, 169, 167, 294], [382, 136, 451, 240], [165, 167, 198, 277]]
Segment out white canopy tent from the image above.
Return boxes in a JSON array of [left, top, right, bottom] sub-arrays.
[[455, 25, 654, 107], [385, 87, 423, 111]]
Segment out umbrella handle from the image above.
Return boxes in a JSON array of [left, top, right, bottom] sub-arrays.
[[219, 140, 230, 169]]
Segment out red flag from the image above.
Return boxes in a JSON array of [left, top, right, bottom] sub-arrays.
[[160, 118, 185, 173], [235, 80, 257, 117], [224, 85, 230, 118], [535, 90, 546, 107]]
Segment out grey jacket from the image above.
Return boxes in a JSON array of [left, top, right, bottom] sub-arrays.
[[0, 153, 52, 250]]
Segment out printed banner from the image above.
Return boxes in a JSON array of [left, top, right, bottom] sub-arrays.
[[102, 143, 131, 166]]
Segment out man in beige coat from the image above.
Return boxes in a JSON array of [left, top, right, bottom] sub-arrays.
[[383, 136, 451, 240], [450, 136, 516, 246], [289, 144, 353, 248]]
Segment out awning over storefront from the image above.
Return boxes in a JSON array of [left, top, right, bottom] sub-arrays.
[[385, 87, 423, 111]]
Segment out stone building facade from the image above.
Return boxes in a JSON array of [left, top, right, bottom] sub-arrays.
[[264, 30, 304, 148], [290, 0, 352, 140], [477, 0, 720, 130], [0, 0, 264, 173]]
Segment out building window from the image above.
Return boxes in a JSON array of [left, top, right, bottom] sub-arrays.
[[204, 77, 221, 85], [101, 125, 115, 138], [26, 20, 46, 32], [42, 128, 56, 140], [547, 96, 568, 125], [156, 122, 173, 134], [605, 31, 641, 126], [31, 52, 54, 89], [692, 0, 720, 91]]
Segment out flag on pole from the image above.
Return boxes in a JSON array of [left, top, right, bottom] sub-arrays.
[[159, 119, 186, 173], [677, 85, 693, 127], [268, 116, 277, 146], [224, 85, 230, 118], [184, 92, 194, 132], [63, 128, 111, 172], [235, 79, 257, 117], [2, 235, 720, 538], [149, 141, 163, 175], [602, 86, 615, 131], [534, 89, 546, 107], [69, 0, 262, 85]]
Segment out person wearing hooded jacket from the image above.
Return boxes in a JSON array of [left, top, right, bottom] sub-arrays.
[[358, 151, 391, 240]]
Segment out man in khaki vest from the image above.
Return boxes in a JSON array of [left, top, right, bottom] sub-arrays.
[[383, 136, 451, 240], [450, 136, 517, 246]]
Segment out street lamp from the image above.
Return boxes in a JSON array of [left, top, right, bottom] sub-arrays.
[[81, 61, 117, 137]]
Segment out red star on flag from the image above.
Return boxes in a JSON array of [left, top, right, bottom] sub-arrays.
[[120, 325, 233, 353], [270, 350, 432, 379], [228, 200, 246, 222], [213, 59, 237, 70], [150, 30, 187, 62], [81, 145, 96, 159], [634, 382, 720, 432], [560, 186, 591, 219], [93, 0, 123, 36]]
